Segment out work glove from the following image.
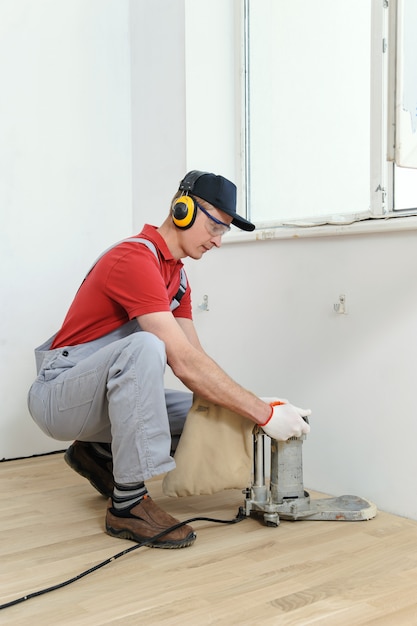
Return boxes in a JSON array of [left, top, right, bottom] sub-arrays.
[[259, 398, 311, 441]]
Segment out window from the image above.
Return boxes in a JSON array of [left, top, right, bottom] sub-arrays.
[[390, 0, 417, 212], [244, 0, 417, 228]]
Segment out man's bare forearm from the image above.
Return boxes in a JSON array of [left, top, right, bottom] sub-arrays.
[[170, 346, 270, 424]]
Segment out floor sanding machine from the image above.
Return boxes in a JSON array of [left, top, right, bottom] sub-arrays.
[[242, 423, 377, 527]]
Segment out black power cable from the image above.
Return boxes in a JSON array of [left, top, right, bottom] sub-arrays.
[[0, 508, 247, 611]]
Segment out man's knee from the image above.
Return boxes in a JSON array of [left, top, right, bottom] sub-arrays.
[[124, 331, 167, 371], [131, 331, 165, 354]]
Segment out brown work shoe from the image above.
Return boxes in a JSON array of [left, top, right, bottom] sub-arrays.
[[105, 496, 196, 549], [64, 441, 114, 498]]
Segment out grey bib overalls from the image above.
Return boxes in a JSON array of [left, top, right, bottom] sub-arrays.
[[27, 240, 192, 485]]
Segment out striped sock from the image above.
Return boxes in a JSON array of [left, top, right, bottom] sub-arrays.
[[112, 481, 149, 513]]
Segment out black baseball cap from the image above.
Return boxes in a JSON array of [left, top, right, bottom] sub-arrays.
[[179, 170, 255, 232]]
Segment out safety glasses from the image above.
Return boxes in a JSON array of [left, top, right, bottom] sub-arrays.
[[195, 201, 231, 236]]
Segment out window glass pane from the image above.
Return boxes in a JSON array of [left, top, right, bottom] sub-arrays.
[[247, 0, 372, 224], [394, 0, 417, 168], [394, 164, 417, 210]]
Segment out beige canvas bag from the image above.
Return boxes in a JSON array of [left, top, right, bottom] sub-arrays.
[[162, 395, 254, 497]]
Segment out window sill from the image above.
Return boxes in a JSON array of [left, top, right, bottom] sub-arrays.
[[225, 213, 417, 244]]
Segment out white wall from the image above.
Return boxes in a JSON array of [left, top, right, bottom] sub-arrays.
[[2, 0, 417, 524], [184, 0, 239, 184], [130, 0, 187, 229], [183, 230, 417, 520], [0, 0, 133, 458]]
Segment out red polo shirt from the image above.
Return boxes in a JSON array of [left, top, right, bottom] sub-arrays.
[[51, 225, 192, 348]]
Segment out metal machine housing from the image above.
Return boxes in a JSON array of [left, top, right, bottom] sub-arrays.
[[243, 429, 377, 527]]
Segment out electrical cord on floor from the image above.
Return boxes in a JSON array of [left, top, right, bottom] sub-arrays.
[[0, 507, 247, 611]]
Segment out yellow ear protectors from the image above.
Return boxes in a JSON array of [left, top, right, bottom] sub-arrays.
[[171, 194, 197, 230]]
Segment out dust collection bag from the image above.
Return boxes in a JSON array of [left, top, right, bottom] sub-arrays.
[[162, 395, 254, 497]]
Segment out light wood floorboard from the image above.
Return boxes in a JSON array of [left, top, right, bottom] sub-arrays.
[[1, 453, 417, 625]]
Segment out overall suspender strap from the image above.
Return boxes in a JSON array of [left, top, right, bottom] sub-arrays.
[[84, 237, 187, 311]]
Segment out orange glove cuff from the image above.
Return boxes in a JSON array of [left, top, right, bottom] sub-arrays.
[[259, 401, 286, 427]]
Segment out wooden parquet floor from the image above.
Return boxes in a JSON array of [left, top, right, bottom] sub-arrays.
[[1, 453, 417, 625]]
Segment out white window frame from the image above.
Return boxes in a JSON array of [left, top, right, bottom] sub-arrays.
[[229, 0, 417, 243]]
